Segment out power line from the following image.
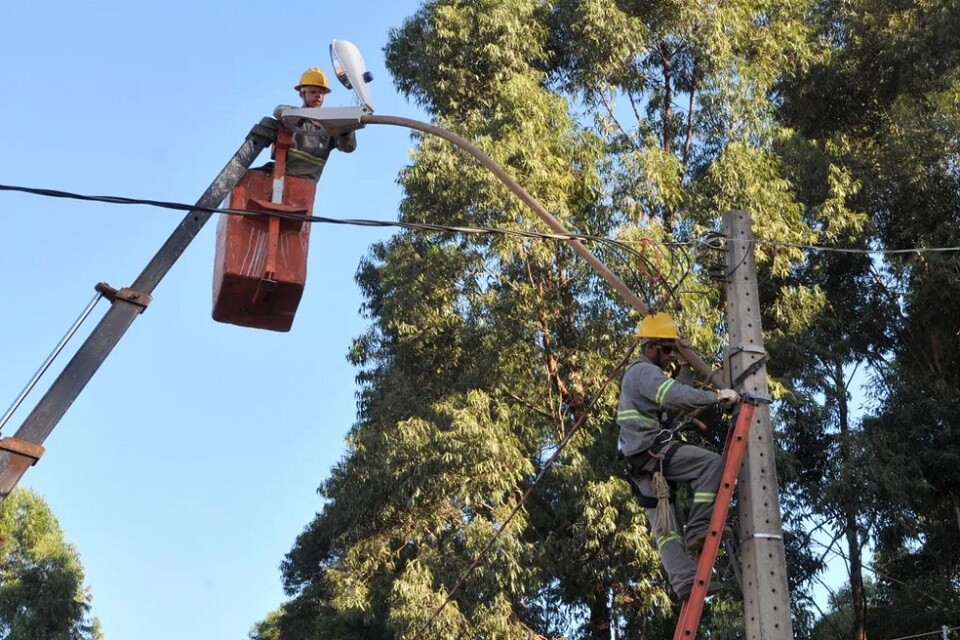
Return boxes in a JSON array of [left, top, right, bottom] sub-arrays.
[[884, 625, 960, 640], [0, 182, 657, 265], [719, 237, 960, 255], [5, 183, 958, 260], [806, 536, 946, 607], [1, 182, 694, 308]]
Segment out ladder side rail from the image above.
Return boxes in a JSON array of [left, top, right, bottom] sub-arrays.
[[674, 401, 757, 640]]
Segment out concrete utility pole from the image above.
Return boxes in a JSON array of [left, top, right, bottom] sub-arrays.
[[722, 210, 794, 639]]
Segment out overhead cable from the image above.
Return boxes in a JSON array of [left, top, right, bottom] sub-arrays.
[[0, 183, 650, 262], [884, 626, 960, 640], [703, 237, 960, 255], [4, 183, 958, 256]]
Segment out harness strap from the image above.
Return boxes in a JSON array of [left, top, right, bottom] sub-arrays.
[[660, 439, 683, 471], [623, 469, 660, 508], [620, 441, 686, 508]]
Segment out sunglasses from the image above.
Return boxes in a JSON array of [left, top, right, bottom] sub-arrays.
[[656, 343, 675, 355]]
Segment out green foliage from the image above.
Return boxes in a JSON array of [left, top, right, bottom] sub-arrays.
[[773, 0, 960, 637], [248, 608, 283, 640], [247, 0, 960, 638], [0, 488, 102, 640]]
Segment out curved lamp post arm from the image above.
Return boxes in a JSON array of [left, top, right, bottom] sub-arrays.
[[360, 113, 721, 384], [361, 114, 647, 312]]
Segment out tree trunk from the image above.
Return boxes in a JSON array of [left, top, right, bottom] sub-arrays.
[[586, 589, 611, 640], [659, 41, 674, 232], [836, 360, 868, 640]]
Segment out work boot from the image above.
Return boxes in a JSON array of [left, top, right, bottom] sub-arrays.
[[686, 526, 733, 554], [676, 579, 724, 600]]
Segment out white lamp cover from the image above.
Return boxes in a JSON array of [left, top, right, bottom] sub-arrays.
[[330, 39, 374, 113]]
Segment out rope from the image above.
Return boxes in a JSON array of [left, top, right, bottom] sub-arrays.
[[652, 470, 674, 538]]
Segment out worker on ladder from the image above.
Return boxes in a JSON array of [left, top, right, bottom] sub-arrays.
[[257, 67, 358, 181], [617, 312, 740, 599]]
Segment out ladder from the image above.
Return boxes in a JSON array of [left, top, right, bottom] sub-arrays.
[[673, 393, 765, 640]]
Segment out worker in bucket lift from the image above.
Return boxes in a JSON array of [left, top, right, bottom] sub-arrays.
[[261, 67, 357, 181], [617, 312, 740, 600]]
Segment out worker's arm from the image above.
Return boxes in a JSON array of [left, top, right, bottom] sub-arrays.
[[677, 338, 726, 387], [641, 363, 737, 411], [272, 104, 296, 119]]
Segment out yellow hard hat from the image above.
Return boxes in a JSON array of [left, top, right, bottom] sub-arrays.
[[295, 67, 332, 94], [637, 312, 680, 340]]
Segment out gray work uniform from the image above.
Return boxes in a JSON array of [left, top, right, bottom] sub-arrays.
[[617, 354, 724, 596]]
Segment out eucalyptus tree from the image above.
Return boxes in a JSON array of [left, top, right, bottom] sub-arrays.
[[270, 0, 876, 637], [0, 488, 102, 640], [777, 0, 960, 637]]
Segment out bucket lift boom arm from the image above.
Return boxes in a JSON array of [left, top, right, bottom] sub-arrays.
[[0, 118, 279, 503]]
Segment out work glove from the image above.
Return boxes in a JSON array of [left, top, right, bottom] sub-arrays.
[[716, 388, 740, 406]]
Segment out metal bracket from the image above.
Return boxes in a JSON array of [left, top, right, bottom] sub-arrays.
[[279, 106, 368, 135], [728, 343, 768, 358], [742, 532, 782, 541], [732, 355, 770, 390], [742, 392, 773, 406], [708, 262, 729, 283], [0, 437, 46, 497], [95, 283, 153, 312]]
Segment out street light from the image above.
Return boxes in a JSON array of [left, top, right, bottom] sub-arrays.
[[330, 39, 374, 111], [274, 39, 374, 136]]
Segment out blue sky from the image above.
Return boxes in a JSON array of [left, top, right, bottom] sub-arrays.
[[0, 2, 424, 639]]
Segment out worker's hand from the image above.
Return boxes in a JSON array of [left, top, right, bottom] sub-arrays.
[[716, 388, 740, 406]]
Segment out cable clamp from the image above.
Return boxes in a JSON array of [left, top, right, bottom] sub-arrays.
[[742, 392, 773, 406], [744, 532, 783, 541], [95, 283, 152, 312], [728, 344, 767, 358], [700, 232, 727, 251]]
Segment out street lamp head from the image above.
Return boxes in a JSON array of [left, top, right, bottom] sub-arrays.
[[330, 39, 374, 113]]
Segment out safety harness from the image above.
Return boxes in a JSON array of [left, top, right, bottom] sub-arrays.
[[620, 410, 701, 537], [621, 436, 683, 509]]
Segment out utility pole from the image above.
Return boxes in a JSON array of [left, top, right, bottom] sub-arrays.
[[723, 209, 793, 639]]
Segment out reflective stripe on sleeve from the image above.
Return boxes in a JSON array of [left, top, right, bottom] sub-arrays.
[[288, 148, 328, 167], [616, 409, 659, 426], [655, 378, 676, 405]]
